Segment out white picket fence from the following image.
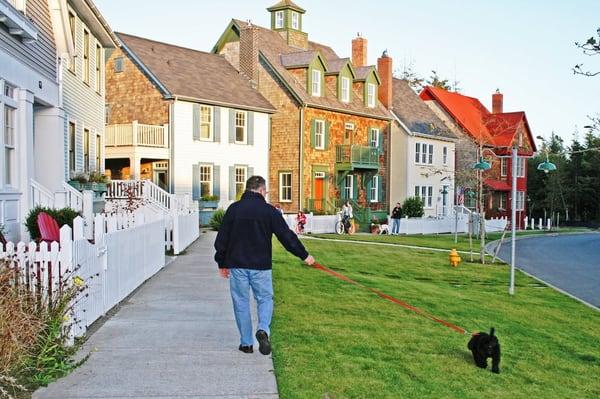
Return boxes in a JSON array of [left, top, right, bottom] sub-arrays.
[[0, 213, 167, 339], [282, 213, 338, 234]]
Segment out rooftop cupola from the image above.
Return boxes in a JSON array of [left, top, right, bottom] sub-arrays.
[[267, 0, 308, 49]]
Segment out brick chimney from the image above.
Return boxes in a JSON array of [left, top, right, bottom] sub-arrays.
[[377, 50, 392, 109], [352, 34, 367, 67], [239, 22, 260, 88], [492, 89, 503, 114]]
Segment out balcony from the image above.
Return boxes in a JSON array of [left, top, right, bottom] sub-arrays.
[[335, 145, 379, 171], [106, 121, 169, 148]]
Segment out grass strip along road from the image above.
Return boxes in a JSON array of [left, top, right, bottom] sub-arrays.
[[270, 238, 600, 398]]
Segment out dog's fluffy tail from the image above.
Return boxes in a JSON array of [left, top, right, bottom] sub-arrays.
[[490, 327, 495, 336]]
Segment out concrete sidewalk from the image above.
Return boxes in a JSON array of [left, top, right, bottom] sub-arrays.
[[34, 231, 279, 399]]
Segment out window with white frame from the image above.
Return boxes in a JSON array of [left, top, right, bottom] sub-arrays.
[[414, 185, 433, 208], [443, 146, 448, 165], [344, 174, 353, 199], [516, 158, 525, 177], [68, 11, 76, 72], [199, 165, 213, 197], [68, 122, 75, 172], [275, 11, 284, 28], [4, 85, 14, 99], [369, 128, 380, 148], [83, 29, 90, 84], [291, 11, 299, 29], [4, 106, 16, 186], [7, 0, 27, 12], [498, 193, 506, 210], [312, 69, 321, 96], [501, 158, 507, 176], [515, 191, 525, 211], [279, 172, 292, 202], [235, 166, 247, 199], [367, 83, 376, 107], [370, 175, 379, 202], [314, 120, 325, 149], [415, 142, 433, 164], [341, 77, 350, 103], [235, 111, 246, 143], [95, 44, 102, 93], [83, 128, 90, 172], [200, 105, 212, 140]]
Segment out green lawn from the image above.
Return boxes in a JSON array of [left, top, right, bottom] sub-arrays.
[[270, 239, 600, 398], [311, 228, 594, 253]]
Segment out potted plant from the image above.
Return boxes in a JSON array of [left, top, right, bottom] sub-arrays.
[[68, 172, 89, 191], [88, 171, 110, 195], [199, 194, 219, 209]]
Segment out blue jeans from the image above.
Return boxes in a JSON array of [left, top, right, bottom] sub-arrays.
[[229, 268, 274, 346], [391, 218, 401, 234]]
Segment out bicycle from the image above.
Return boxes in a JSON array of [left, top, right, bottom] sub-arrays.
[[335, 211, 356, 235]]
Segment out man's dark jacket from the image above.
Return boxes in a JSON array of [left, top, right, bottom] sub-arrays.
[[214, 191, 309, 270], [391, 206, 402, 219]]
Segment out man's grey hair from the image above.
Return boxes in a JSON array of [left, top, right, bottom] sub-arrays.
[[246, 175, 266, 191]]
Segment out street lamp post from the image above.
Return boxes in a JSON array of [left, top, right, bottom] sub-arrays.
[[472, 156, 491, 264]]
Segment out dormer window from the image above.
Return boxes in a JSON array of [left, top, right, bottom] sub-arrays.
[[275, 11, 284, 29], [367, 83, 376, 108], [291, 12, 299, 29], [312, 69, 321, 97], [341, 77, 350, 103]]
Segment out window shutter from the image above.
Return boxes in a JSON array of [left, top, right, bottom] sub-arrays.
[[377, 176, 383, 203], [324, 121, 330, 150], [366, 177, 372, 202], [378, 130, 384, 154], [229, 166, 235, 201], [213, 165, 220, 199], [229, 109, 236, 143], [248, 166, 254, 178], [247, 112, 254, 145], [192, 104, 200, 141], [213, 107, 221, 142], [340, 178, 346, 200], [310, 119, 316, 148], [192, 164, 200, 200], [352, 175, 358, 200]]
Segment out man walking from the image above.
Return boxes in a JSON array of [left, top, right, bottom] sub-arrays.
[[391, 202, 402, 235], [214, 176, 315, 355]]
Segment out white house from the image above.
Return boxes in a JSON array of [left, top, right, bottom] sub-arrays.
[[105, 33, 275, 208], [389, 79, 457, 217]]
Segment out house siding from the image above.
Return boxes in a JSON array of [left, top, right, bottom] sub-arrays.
[[62, 5, 107, 176], [172, 100, 269, 207], [0, 0, 57, 81]]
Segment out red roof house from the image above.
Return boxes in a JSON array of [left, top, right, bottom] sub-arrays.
[[420, 86, 537, 228]]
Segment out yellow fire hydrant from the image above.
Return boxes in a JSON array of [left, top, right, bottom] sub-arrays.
[[449, 249, 462, 267]]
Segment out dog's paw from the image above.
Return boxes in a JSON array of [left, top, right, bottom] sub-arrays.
[[492, 369, 500, 374]]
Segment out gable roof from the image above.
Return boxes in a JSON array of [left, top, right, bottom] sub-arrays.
[[219, 19, 391, 120], [420, 86, 536, 151], [391, 79, 456, 140], [116, 32, 275, 113]]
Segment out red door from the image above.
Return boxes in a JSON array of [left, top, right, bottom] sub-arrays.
[[314, 177, 324, 210]]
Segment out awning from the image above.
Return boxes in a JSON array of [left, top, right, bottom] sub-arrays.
[[484, 179, 511, 192]]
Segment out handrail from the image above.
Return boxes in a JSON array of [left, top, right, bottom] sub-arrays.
[[335, 145, 378, 165], [61, 182, 84, 212], [105, 122, 168, 148], [30, 179, 55, 208]]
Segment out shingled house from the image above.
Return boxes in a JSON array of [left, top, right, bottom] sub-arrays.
[[390, 79, 457, 217], [105, 33, 275, 206], [213, 0, 393, 222], [420, 87, 536, 228]]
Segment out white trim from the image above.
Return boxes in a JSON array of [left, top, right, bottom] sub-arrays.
[[234, 165, 247, 200], [344, 174, 353, 200], [367, 83, 376, 108], [311, 69, 321, 97], [314, 119, 325, 150], [291, 11, 299, 29], [443, 146, 448, 165], [199, 164, 213, 197], [199, 105, 213, 141], [235, 110, 247, 144], [415, 185, 433, 208], [341, 76, 350, 103], [370, 175, 379, 203], [275, 10, 284, 29], [501, 158, 507, 177], [369, 128, 380, 148], [279, 171, 292, 202]]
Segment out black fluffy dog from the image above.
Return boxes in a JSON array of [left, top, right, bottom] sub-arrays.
[[468, 327, 501, 373]]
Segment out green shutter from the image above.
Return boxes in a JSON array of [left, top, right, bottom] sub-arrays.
[[324, 121, 330, 150], [352, 175, 358, 200], [377, 175, 383, 204], [192, 164, 200, 200], [229, 166, 235, 201], [310, 119, 316, 148], [192, 104, 200, 140], [213, 165, 220, 199], [366, 176, 372, 202], [378, 130, 384, 154], [229, 110, 236, 143], [213, 107, 221, 142], [247, 112, 254, 145]]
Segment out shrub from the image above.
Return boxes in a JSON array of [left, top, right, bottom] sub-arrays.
[[200, 194, 219, 201], [209, 209, 226, 231], [402, 197, 424, 218], [25, 207, 80, 241], [88, 171, 109, 184]]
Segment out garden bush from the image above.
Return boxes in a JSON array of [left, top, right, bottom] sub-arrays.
[[209, 209, 226, 231], [25, 207, 80, 241], [402, 196, 424, 218]]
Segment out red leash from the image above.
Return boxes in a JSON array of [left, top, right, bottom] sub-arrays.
[[311, 262, 468, 335]]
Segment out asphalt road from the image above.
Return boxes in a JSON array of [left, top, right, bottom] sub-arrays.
[[495, 233, 600, 308]]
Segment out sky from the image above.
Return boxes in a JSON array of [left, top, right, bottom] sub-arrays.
[[94, 0, 600, 147]]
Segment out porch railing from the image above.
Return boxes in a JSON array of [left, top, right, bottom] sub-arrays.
[[335, 145, 379, 167], [105, 121, 169, 148]]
